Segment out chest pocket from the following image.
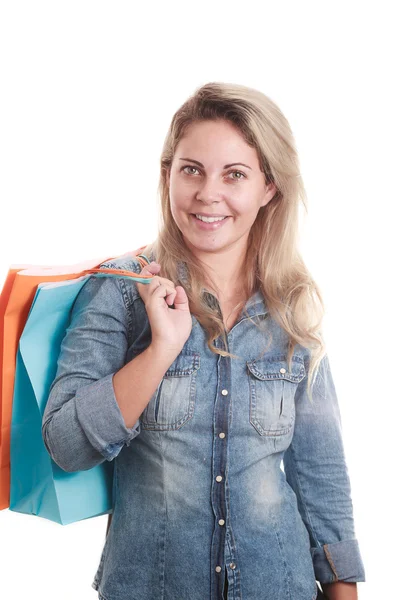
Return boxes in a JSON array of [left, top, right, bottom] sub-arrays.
[[246, 354, 306, 436], [139, 351, 200, 431]]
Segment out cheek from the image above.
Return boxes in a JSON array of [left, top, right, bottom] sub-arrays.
[[232, 200, 260, 221], [169, 198, 191, 230], [170, 196, 188, 216], [169, 202, 180, 225]]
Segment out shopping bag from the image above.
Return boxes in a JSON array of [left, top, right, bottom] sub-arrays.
[[1, 247, 152, 511], [0, 266, 30, 508], [10, 277, 115, 524]]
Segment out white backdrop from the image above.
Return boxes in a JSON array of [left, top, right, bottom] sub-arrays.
[[1, 1, 398, 599]]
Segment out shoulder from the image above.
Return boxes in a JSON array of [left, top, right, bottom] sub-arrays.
[[73, 252, 145, 335], [97, 251, 149, 305], [99, 251, 143, 274]]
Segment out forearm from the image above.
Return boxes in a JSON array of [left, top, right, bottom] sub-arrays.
[[112, 342, 178, 428], [321, 581, 358, 600]]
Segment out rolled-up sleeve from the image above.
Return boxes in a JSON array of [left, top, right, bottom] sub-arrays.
[[42, 267, 141, 473], [283, 352, 366, 583]]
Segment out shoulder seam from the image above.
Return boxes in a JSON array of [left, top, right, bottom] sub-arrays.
[[119, 277, 134, 346], [97, 260, 136, 344]]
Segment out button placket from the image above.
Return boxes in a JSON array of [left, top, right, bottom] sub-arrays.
[[210, 341, 232, 598]]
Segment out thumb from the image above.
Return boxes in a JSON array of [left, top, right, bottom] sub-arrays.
[[140, 261, 161, 275], [173, 285, 190, 311]]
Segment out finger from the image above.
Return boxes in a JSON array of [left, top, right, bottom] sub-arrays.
[[137, 263, 177, 304], [147, 276, 176, 291], [139, 262, 161, 277], [136, 263, 161, 287], [139, 264, 175, 288], [141, 261, 160, 271], [150, 281, 177, 302], [172, 286, 190, 311]]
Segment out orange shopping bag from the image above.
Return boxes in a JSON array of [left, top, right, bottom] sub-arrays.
[[0, 246, 152, 509], [0, 266, 31, 509]]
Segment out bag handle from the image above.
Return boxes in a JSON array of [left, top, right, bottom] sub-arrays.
[[82, 246, 154, 284]]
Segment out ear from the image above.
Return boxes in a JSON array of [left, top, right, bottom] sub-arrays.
[[260, 181, 277, 208]]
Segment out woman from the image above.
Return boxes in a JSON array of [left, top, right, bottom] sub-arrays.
[[42, 82, 366, 599]]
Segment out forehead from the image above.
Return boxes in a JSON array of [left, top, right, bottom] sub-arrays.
[[175, 120, 257, 163]]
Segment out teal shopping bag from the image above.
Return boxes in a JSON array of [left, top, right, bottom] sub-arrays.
[[9, 276, 115, 525]]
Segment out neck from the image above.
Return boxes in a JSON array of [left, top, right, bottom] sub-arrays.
[[190, 243, 248, 299]]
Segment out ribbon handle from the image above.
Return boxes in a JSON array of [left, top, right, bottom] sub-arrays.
[[83, 246, 154, 284]]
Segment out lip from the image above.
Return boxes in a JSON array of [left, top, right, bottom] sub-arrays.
[[190, 213, 230, 230], [192, 212, 229, 218]]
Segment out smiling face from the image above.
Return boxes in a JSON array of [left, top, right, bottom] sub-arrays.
[[167, 119, 276, 261]]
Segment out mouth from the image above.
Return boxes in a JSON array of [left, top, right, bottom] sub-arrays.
[[190, 213, 230, 230]]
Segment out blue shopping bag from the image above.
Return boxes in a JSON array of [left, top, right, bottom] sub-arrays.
[[9, 275, 116, 524]]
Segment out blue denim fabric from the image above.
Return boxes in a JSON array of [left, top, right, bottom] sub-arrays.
[[42, 250, 366, 600]]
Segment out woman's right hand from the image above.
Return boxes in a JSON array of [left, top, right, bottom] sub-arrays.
[[136, 261, 193, 355]]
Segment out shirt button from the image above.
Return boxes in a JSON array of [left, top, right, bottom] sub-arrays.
[[229, 562, 236, 570], [218, 519, 225, 526], [216, 475, 223, 482], [221, 389, 228, 395], [219, 432, 226, 439], [280, 368, 286, 373], [215, 565, 222, 573]]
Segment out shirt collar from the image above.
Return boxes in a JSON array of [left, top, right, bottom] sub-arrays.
[[177, 259, 268, 320], [144, 250, 268, 319]]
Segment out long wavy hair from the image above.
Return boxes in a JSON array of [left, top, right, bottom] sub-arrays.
[[140, 82, 327, 403]]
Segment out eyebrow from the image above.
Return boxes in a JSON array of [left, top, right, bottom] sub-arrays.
[[179, 157, 252, 170]]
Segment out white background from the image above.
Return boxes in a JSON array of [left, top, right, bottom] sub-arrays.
[[1, 1, 398, 598]]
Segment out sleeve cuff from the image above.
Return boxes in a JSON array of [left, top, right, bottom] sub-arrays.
[[74, 372, 141, 461], [312, 538, 366, 583]]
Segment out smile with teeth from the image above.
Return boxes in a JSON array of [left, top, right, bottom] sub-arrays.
[[194, 214, 227, 222]]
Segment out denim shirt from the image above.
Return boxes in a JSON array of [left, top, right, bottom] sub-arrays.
[[42, 250, 366, 600]]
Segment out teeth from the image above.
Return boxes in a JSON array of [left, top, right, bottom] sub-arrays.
[[195, 214, 226, 223]]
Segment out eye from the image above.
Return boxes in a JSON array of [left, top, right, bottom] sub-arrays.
[[181, 166, 246, 180], [182, 165, 199, 175], [229, 170, 246, 180]]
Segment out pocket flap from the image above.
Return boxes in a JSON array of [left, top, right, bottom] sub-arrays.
[[246, 354, 305, 383], [165, 352, 200, 377]]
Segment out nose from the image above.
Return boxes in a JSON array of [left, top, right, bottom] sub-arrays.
[[195, 178, 225, 205]]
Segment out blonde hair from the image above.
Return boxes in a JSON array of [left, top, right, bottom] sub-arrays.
[[140, 82, 327, 403]]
